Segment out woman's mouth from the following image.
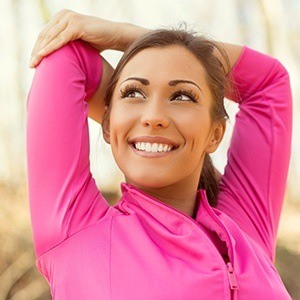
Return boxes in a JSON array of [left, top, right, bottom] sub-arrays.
[[128, 136, 180, 158], [129, 142, 177, 158], [133, 142, 174, 153]]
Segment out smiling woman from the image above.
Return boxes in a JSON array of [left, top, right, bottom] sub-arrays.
[[26, 9, 292, 300], [103, 44, 225, 213], [102, 31, 232, 210]]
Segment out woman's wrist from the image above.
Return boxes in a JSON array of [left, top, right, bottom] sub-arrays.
[[213, 42, 243, 74], [113, 22, 150, 51]]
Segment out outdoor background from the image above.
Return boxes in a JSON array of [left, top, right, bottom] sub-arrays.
[[0, 0, 299, 299]]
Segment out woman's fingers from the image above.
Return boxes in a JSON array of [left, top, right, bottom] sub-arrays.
[[37, 21, 69, 54], [35, 11, 78, 55], [29, 20, 75, 68], [30, 11, 63, 57], [28, 9, 146, 68], [29, 9, 76, 68], [29, 29, 76, 68]]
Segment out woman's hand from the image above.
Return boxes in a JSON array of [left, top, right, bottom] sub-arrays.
[[29, 9, 149, 68]]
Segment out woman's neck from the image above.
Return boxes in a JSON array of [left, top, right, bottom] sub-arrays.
[[126, 174, 200, 218]]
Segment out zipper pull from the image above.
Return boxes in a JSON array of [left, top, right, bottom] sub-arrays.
[[227, 262, 239, 290]]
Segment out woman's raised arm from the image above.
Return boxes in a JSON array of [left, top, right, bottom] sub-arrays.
[[216, 45, 292, 263], [26, 13, 148, 258], [27, 41, 111, 258]]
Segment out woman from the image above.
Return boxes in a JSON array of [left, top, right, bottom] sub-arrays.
[[27, 9, 292, 299]]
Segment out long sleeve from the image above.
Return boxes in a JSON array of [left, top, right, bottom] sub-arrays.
[[216, 46, 293, 262], [26, 40, 110, 258]]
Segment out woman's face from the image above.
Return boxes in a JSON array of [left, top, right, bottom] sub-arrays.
[[106, 45, 224, 190]]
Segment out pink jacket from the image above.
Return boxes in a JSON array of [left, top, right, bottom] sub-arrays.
[[26, 40, 293, 299]]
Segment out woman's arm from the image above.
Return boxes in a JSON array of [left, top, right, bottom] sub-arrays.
[[27, 12, 149, 258], [213, 42, 243, 74], [211, 43, 243, 185], [215, 46, 292, 262], [87, 56, 114, 124], [27, 40, 112, 258]]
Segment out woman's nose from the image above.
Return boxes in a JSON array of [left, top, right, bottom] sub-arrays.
[[140, 102, 170, 129]]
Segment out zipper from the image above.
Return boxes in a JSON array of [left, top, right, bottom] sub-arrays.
[[227, 262, 239, 290], [199, 190, 235, 265], [125, 184, 239, 293], [199, 190, 239, 294]]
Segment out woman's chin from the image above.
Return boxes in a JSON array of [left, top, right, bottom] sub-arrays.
[[125, 175, 173, 190]]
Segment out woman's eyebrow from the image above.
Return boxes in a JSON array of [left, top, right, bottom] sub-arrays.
[[120, 77, 202, 93], [168, 79, 202, 93], [121, 77, 150, 86]]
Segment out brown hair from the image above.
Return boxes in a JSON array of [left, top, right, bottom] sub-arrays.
[[104, 27, 230, 207]]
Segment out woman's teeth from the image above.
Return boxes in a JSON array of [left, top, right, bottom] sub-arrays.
[[134, 142, 173, 153]]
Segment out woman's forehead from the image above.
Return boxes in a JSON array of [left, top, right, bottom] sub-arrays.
[[117, 46, 208, 88]]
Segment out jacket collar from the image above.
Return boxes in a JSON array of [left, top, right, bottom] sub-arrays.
[[120, 182, 207, 225], [119, 182, 224, 261], [119, 182, 236, 266]]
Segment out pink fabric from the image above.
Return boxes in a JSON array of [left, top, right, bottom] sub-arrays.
[[26, 40, 292, 299]]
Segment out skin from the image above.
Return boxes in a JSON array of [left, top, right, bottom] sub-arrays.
[[102, 45, 226, 217]]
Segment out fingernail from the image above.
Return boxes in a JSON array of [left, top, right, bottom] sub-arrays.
[[29, 57, 36, 68], [38, 49, 45, 55]]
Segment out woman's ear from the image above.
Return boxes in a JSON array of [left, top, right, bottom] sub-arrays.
[[205, 121, 226, 154], [101, 106, 111, 144]]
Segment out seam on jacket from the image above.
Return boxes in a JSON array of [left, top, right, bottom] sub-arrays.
[[248, 91, 273, 261], [58, 43, 90, 240], [65, 46, 87, 238], [65, 94, 85, 238], [64, 42, 102, 239], [266, 91, 276, 262], [251, 90, 273, 261], [36, 259, 50, 283], [109, 214, 115, 300], [262, 59, 285, 262], [36, 205, 116, 263]]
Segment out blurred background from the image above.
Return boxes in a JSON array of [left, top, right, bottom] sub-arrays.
[[0, 0, 299, 299]]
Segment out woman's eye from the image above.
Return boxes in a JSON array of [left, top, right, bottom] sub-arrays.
[[171, 91, 198, 103], [174, 94, 192, 101], [126, 90, 144, 98], [120, 88, 145, 99]]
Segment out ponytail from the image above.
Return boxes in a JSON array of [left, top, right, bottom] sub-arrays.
[[198, 154, 219, 207]]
